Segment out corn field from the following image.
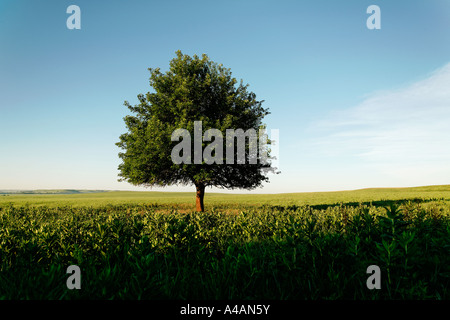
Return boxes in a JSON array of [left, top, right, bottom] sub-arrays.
[[0, 200, 449, 299]]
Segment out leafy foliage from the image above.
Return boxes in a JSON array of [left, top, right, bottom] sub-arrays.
[[1, 200, 450, 299], [116, 51, 274, 211]]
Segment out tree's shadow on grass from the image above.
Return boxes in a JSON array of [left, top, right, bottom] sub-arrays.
[[266, 197, 447, 212]]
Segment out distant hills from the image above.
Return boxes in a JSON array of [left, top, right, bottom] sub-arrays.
[[0, 189, 109, 195]]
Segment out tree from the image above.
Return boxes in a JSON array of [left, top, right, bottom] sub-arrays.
[[116, 51, 276, 212]]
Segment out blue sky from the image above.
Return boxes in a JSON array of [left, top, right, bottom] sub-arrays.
[[1, 0, 450, 193]]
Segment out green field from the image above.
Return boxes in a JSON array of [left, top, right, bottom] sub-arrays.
[[1, 185, 450, 300], [2, 184, 450, 209]]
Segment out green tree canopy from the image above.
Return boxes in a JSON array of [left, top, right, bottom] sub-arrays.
[[117, 51, 276, 211]]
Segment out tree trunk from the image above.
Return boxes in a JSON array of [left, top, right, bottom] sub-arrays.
[[195, 183, 205, 212]]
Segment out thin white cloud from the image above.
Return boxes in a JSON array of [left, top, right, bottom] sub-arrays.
[[308, 63, 450, 186]]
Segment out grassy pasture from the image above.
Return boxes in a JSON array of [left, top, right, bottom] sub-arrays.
[[1, 184, 450, 209]]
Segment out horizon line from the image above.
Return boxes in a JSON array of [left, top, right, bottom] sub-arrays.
[[1, 183, 449, 195]]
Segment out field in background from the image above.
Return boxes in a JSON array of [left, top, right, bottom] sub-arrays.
[[1, 185, 450, 209]]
